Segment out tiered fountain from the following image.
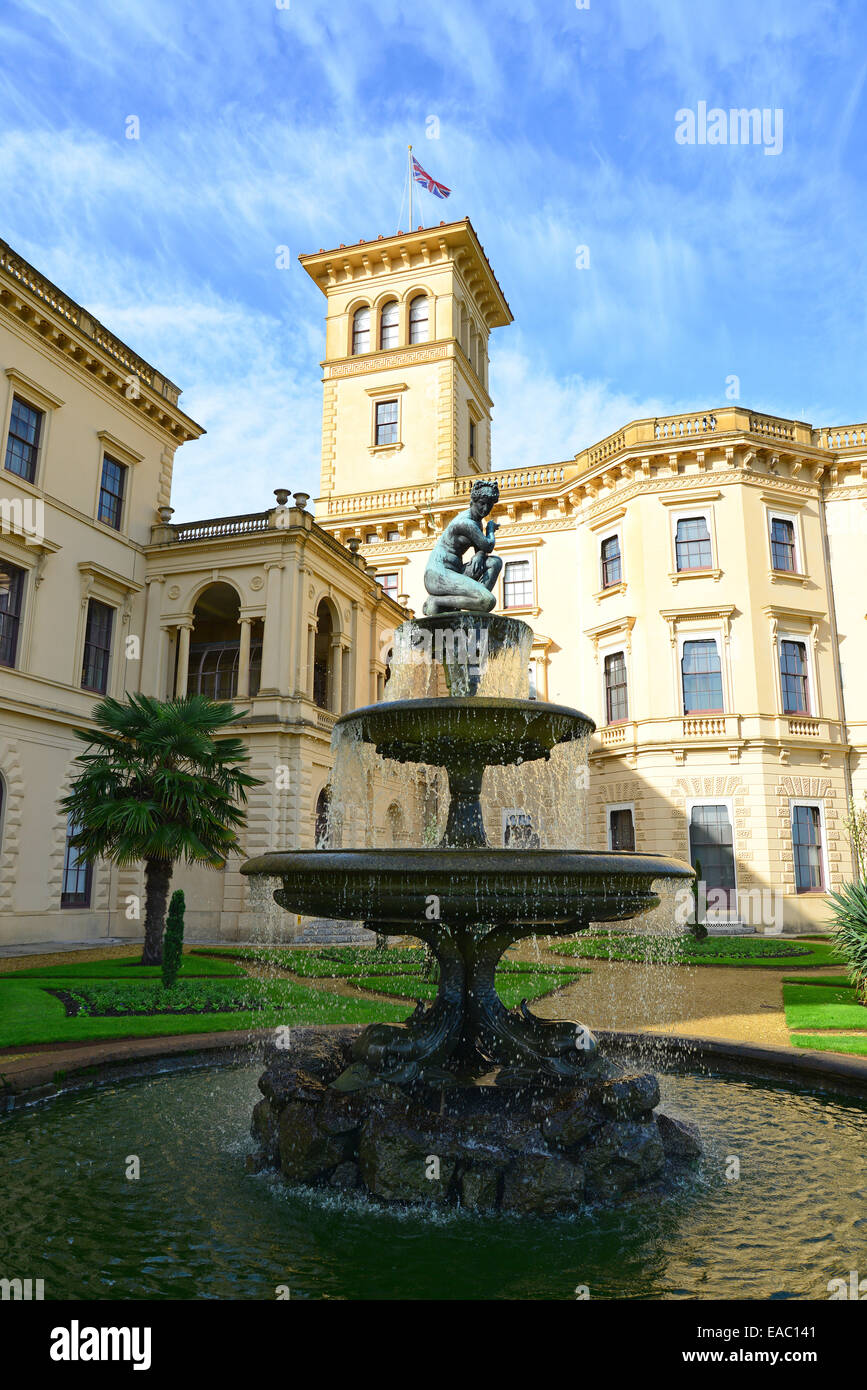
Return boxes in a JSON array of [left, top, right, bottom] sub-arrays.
[[242, 480, 699, 1212]]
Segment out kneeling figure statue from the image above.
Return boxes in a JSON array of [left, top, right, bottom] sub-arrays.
[[423, 478, 501, 616]]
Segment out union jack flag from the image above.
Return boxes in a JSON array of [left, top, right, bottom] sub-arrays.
[[411, 155, 451, 199]]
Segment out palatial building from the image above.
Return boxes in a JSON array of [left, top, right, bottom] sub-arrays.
[[0, 219, 865, 947]]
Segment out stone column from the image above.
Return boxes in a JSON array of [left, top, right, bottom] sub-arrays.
[[328, 636, 341, 712], [307, 621, 317, 700], [175, 622, 192, 698], [258, 562, 283, 695], [340, 640, 351, 713], [237, 617, 252, 699], [140, 575, 164, 696]]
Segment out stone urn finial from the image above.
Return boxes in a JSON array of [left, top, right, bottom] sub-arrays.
[[347, 537, 361, 555], [157, 505, 175, 525], [273, 488, 291, 506], [293, 492, 310, 510]]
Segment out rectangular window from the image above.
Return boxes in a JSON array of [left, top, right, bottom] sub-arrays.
[[0, 562, 26, 668], [780, 639, 809, 714], [379, 572, 399, 598], [375, 400, 398, 446], [469, 420, 476, 459], [792, 804, 824, 892], [601, 534, 622, 588], [689, 804, 736, 910], [604, 650, 628, 724], [675, 516, 713, 571], [97, 455, 127, 530], [503, 559, 533, 608], [61, 819, 93, 908], [4, 395, 43, 483], [609, 807, 635, 852], [770, 517, 797, 572], [681, 638, 724, 713], [81, 599, 114, 693]]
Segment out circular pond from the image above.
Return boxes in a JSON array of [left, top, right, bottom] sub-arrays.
[[1, 1062, 865, 1300]]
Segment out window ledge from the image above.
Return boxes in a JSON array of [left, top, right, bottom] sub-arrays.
[[593, 581, 627, 603], [502, 604, 541, 618], [369, 442, 404, 455], [769, 569, 810, 585], [668, 568, 722, 583]]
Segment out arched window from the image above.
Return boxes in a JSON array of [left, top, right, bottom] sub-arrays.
[[386, 802, 405, 847], [409, 295, 429, 344], [315, 787, 330, 847], [352, 306, 370, 355], [380, 300, 399, 350]]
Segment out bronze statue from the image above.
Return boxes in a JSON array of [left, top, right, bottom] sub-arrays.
[[422, 478, 502, 615]]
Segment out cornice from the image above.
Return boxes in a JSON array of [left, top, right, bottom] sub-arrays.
[[0, 244, 204, 445]]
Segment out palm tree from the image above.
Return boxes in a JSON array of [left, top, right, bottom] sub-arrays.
[[60, 693, 260, 964]]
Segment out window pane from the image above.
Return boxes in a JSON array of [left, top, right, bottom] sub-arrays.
[[792, 804, 824, 891], [61, 819, 93, 908], [771, 517, 797, 572], [682, 639, 723, 712], [780, 640, 809, 714], [0, 563, 25, 668], [379, 572, 399, 597], [604, 650, 628, 723], [4, 395, 43, 483], [610, 808, 635, 851], [675, 516, 712, 570], [375, 400, 398, 445], [81, 599, 114, 693], [504, 559, 533, 608], [409, 295, 429, 343], [380, 300, 399, 349], [352, 306, 370, 354], [601, 535, 621, 587], [689, 804, 736, 908], [97, 455, 127, 530]]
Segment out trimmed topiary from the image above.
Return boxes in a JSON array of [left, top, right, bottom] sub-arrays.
[[161, 890, 186, 989]]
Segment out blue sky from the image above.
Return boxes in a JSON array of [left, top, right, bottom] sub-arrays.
[[1, 0, 865, 519]]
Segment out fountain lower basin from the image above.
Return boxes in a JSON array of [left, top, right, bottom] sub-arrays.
[[241, 848, 693, 928]]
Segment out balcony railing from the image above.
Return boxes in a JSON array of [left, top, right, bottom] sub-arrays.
[[172, 511, 272, 542]]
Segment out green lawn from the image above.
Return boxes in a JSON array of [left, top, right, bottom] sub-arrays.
[[552, 931, 840, 969], [0, 945, 587, 1049], [6, 955, 245, 980], [781, 978, 867, 1057], [792, 1034, 867, 1056], [783, 982, 867, 1032]]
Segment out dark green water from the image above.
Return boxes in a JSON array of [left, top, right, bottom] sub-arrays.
[[1, 1064, 865, 1301]]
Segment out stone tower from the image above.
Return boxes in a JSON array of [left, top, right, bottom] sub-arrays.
[[300, 218, 512, 505]]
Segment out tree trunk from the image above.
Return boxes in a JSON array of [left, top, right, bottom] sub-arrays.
[[141, 859, 174, 965]]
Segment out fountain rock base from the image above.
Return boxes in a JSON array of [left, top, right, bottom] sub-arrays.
[[249, 1027, 702, 1213]]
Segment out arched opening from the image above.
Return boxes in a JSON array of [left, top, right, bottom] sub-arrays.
[[315, 786, 330, 847], [313, 598, 334, 710], [409, 294, 429, 344], [380, 299, 399, 350], [352, 305, 370, 355], [386, 801, 405, 847], [189, 583, 261, 701]]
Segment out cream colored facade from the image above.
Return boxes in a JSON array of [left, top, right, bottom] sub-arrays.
[[0, 237, 403, 947], [309, 220, 867, 933], [1, 221, 865, 947]]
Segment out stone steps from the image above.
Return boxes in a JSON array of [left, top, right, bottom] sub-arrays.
[[293, 919, 372, 947]]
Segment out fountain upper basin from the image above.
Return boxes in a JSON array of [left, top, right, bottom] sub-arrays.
[[240, 848, 694, 928], [335, 697, 594, 767]]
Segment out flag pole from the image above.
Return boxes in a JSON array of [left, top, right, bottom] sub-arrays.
[[407, 144, 413, 232]]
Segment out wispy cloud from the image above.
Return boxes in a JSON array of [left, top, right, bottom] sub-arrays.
[[0, 0, 865, 518]]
